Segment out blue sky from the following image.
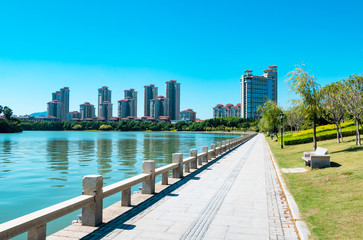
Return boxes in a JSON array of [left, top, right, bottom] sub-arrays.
[[0, 0, 362, 119]]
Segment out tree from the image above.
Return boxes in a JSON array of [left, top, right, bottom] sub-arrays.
[[287, 64, 321, 150], [285, 103, 304, 133], [321, 82, 345, 143], [0, 105, 3, 115], [258, 100, 282, 136], [339, 74, 363, 146], [3, 106, 13, 120]]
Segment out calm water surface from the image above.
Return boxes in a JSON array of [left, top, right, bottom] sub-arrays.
[[0, 131, 240, 238]]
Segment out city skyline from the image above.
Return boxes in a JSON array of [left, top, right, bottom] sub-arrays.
[[1, 1, 362, 119]]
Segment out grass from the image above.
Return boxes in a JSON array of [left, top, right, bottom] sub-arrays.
[[266, 135, 363, 240]]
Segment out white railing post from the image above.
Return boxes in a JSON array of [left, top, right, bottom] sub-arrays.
[[172, 153, 183, 178], [28, 224, 46, 240], [82, 175, 103, 226], [142, 160, 155, 194], [121, 188, 131, 206], [217, 142, 222, 155], [202, 146, 208, 162], [162, 171, 169, 185], [211, 144, 216, 159], [190, 149, 198, 169]]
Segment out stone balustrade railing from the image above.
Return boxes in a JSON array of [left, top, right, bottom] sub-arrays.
[[0, 133, 257, 240]]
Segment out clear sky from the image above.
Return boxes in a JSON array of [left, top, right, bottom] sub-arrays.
[[0, 0, 362, 119]]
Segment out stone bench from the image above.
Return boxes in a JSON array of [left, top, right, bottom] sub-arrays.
[[302, 147, 330, 169]]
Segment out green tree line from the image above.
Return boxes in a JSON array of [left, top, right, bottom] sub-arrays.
[[20, 117, 257, 132]]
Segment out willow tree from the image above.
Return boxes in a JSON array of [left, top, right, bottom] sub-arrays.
[[321, 82, 345, 143], [287, 64, 321, 150], [339, 74, 363, 146]]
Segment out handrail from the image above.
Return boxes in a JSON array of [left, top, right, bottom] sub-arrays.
[[103, 173, 150, 198], [183, 156, 195, 163], [0, 133, 256, 240], [155, 162, 179, 176], [0, 195, 94, 240]]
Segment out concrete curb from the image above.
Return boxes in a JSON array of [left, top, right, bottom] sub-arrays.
[[264, 136, 311, 240]]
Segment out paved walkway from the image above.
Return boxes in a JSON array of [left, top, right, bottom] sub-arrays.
[[51, 134, 299, 240]]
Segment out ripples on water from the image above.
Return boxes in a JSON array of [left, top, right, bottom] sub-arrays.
[[0, 131, 240, 238]]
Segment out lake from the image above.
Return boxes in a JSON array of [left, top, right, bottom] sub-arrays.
[[0, 131, 240, 238]]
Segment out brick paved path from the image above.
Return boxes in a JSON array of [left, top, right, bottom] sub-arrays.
[[50, 134, 299, 240]]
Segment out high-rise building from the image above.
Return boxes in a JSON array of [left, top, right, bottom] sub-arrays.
[[60, 87, 70, 121], [165, 80, 180, 120], [144, 84, 158, 117], [124, 89, 137, 117], [99, 101, 113, 121], [118, 97, 137, 119], [98, 86, 111, 117], [180, 109, 196, 122], [213, 103, 241, 118], [80, 102, 95, 120], [48, 87, 70, 121], [150, 96, 169, 120], [47, 100, 62, 120], [240, 65, 277, 118]]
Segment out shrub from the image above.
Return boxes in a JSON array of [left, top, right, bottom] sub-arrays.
[[99, 124, 113, 131], [72, 124, 83, 130]]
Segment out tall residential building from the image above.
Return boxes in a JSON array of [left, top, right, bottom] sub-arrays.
[[98, 86, 111, 117], [124, 89, 137, 117], [144, 84, 158, 117], [60, 87, 70, 121], [213, 103, 241, 118], [118, 97, 137, 118], [99, 101, 113, 121], [80, 102, 95, 120], [165, 80, 180, 120], [47, 100, 62, 120], [48, 87, 70, 121], [150, 96, 169, 120], [240, 65, 277, 118], [180, 109, 197, 122]]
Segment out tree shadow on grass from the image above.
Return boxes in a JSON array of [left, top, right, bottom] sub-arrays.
[[331, 146, 363, 154]]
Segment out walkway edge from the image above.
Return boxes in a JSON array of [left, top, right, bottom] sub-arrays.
[[264, 137, 311, 240]]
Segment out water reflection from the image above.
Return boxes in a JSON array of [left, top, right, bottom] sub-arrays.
[[143, 133, 181, 165], [117, 138, 137, 168], [78, 140, 96, 165], [97, 139, 112, 177], [0, 140, 12, 176], [46, 140, 69, 187]]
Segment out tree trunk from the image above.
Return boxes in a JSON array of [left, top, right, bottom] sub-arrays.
[[313, 112, 317, 151], [357, 119, 361, 146], [339, 123, 344, 143], [336, 123, 340, 143]]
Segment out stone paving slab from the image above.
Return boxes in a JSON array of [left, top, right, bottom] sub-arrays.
[[50, 134, 300, 240]]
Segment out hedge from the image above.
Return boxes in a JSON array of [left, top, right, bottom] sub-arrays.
[[282, 127, 363, 145]]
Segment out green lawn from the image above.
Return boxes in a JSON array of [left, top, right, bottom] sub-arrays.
[[266, 135, 363, 240]]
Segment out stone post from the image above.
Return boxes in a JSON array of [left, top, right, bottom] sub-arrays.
[[217, 142, 222, 156], [211, 144, 216, 159], [172, 153, 183, 178], [82, 175, 103, 226], [222, 141, 226, 152], [142, 160, 155, 194], [162, 172, 168, 185], [28, 224, 46, 240], [202, 146, 208, 163], [121, 188, 131, 206], [190, 149, 198, 169]]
